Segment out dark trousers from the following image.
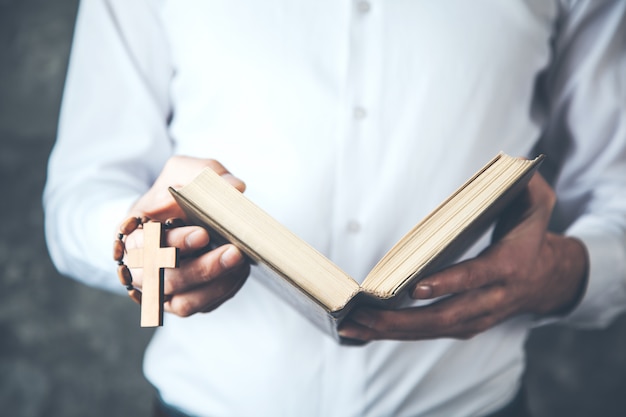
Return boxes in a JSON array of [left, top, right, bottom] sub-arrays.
[[484, 387, 530, 417], [153, 388, 529, 417]]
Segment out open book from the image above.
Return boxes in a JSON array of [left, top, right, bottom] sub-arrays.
[[169, 152, 544, 340]]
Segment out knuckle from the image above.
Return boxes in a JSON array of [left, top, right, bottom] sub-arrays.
[[195, 257, 223, 283], [491, 286, 508, 304], [493, 256, 516, 281], [463, 264, 482, 290]]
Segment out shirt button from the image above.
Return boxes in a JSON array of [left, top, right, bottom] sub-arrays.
[[356, 1, 371, 13], [353, 107, 367, 120], [347, 221, 362, 233]]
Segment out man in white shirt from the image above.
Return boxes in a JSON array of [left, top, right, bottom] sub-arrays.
[[44, 1, 626, 416]]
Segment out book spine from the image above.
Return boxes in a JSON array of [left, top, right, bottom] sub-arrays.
[[250, 262, 346, 338]]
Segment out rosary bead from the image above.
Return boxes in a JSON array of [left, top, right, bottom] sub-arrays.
[[113, 239, 125, 262], [127, 288, 142, 305], [115, 216, 182, 311], [117, 264, 133, 286], [119, 216, 141, 235], [165, 218, 184, 229]]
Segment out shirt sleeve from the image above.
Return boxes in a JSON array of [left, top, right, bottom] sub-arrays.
[[43, 0, 173, 293], [535, 0, 626, 327]]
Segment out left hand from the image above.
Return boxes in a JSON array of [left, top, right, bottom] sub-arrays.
[[123, 156, 251, 317], [338, 173, 589, 342]]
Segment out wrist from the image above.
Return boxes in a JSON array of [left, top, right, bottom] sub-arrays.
[[546, 233, 589, 316]]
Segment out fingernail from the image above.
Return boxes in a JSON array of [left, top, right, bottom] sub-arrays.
[[185, 229, 210, 249], [337, 327, 354, 339], [414, 284, 433, 299], [337, 320, 358, 338], [220, 246, 244, 268]]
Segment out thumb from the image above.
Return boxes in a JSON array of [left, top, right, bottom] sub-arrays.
[[130, 156, 245, 220]]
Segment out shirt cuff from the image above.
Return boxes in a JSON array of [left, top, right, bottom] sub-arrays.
[[557, 216, 626, 328]]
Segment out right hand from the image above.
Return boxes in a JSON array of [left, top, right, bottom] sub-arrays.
[[124, 156, 251, 316]]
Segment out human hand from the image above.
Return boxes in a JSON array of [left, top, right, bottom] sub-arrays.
[[338, 173, 589, 341], [122, 156, 250, 316], [129, 155, 246, 220]]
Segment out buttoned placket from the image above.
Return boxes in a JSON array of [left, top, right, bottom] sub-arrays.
[[321, 2, 379, 417], [330, 0, 382, 267]]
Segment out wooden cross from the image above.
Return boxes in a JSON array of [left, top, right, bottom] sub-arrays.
[[125, 222, 179, 327]]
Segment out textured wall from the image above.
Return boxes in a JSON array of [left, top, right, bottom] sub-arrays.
[[0, 1, 624, 416], [0, 1, 155, 416]]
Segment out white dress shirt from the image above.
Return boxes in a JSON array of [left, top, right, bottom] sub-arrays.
[[44, 1, 626, 416]]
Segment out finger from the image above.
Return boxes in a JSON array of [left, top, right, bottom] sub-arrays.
[[338, 316, 442, 341], [412, 257, 501, 300], [164, 264, 249, 317], [341, 285, 514, 341], [339, 318, 465, 342], [125, 225, 211, 256], [493, 172, 554, 243], [338, 319, 388, 341], [163, 244, 246, 295], [164, 226, 211, 256], [130, 190, 189, 223], [338, 307, 437, 341]]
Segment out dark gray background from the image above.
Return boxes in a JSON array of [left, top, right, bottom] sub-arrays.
[[1, 1, 624, 416]]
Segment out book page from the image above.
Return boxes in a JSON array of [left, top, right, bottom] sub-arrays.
[[171, 169, 361, 312], [361, 153, 543, 298]]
